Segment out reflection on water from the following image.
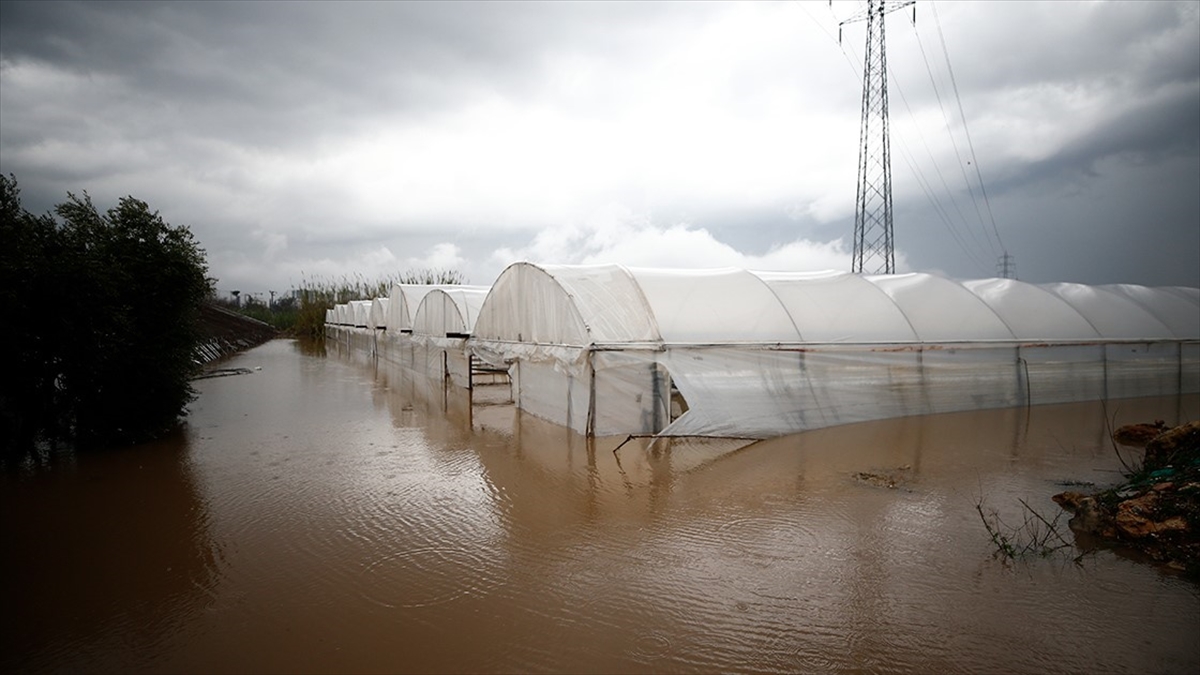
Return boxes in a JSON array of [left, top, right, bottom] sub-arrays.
[[3, 338, 1198, 674], [1, 427, 218, 674]]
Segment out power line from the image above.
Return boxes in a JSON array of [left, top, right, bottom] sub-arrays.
[[932, 3, 1006, 256], [800, 1, 1007, 277], [890, 80, 992, 272], [910, 17, 999, 259]]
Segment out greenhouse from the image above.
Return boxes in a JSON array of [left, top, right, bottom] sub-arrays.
[[368, 297, 389, 331], [333, 303, 351, 327], [386, 284, 491, 334], [349, 300, 372, 329], [412, 287, 491, 341], [401, 287, 495, 392], [467, 263, 1200, 439]]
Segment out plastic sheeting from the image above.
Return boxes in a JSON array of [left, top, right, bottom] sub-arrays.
[[349, 300, 372, 328], [387, 284, 490, 333], [333, 264, 1199, 439], [498, 341, 1196, 439], [466, 263, 1199, 438], [630, 268, 799, 343], [1039, 283, 1175, 339], [961, 278, 1098, 340], [473, 263, 1199, 346], [369, 298, 389, 331], [753, 270, 916, 342], [412, 288, 490, 337]]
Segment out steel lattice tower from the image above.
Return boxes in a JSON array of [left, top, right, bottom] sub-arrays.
[[842, 1, 914, 275]]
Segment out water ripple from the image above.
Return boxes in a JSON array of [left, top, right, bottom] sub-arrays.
[[359, 545, 501, 609]]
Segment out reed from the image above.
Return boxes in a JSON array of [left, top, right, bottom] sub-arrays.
[[290, 269, 465, 338]]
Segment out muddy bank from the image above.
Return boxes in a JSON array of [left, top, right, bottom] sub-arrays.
[[1055, 421, 1200, 576], [195, 303, 277, 365]]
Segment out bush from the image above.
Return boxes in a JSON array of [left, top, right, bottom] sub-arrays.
[[0, 175, 212, 454]]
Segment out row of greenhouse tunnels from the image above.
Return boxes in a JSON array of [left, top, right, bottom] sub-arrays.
[[324, 263, 1200, 440]]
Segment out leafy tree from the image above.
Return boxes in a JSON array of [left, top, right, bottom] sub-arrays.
[[0, 174, 63, 450], [0, 175, 213, 455]]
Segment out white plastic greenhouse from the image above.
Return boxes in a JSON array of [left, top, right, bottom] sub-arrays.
[[386, 284, 491, 333], [467, 264, 1199, 438], [349, 300, 372, 329], [324, 264, 1199, 440], [412, 288, 490, 339], [390, 287, 497, 392], [369, 298, 389, 331]]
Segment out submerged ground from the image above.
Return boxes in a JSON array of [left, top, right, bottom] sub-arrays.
[[2, 339, 1197, 674]]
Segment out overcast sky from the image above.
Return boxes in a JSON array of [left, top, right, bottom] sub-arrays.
[[2, 0, 1197, 297]]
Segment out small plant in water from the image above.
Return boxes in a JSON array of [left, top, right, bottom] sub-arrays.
[[975, 496, 1080, 564]]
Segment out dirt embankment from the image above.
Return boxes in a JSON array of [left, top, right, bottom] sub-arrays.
[[1054, 421, 1200, 576], [196, 303, 277, 365]]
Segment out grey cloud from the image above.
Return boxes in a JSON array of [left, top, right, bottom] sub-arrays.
[[1, 1, 1196, 292]]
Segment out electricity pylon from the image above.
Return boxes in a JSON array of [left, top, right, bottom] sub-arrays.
[[997, 251, 1016, 279], [841, 0, 915, 275]]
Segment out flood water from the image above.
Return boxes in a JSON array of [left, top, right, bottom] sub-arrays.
[[3, 338, 1199, 674]]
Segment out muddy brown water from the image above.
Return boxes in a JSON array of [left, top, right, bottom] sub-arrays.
[[3, 338, 1198, 674]]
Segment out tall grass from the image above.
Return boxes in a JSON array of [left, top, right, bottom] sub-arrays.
[[291, 269, 465, 338]]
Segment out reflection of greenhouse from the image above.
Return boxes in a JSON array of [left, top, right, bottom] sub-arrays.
[[325, 264, 1200, 439]]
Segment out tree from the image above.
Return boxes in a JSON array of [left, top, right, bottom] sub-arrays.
[[0, 175, 213, 455], [0, 174, 63, 450]]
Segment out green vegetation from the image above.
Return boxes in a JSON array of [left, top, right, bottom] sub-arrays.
[[0, 174, 212, 457], [985, 413, 1200, 576], [212, 294, 299, 333]]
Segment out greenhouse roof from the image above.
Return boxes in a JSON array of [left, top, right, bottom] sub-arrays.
[[349, 300, 372, 328], [412, 288, 491, 337], [368, 297, 388, 330], [387, 284, 490, 333], [472, 263, 1200, 347]]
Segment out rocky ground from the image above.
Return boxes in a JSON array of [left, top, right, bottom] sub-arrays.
[[1054, 421, 1200, 577]]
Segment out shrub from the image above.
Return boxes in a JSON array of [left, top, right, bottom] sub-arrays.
[[0, 175, 212, 454]]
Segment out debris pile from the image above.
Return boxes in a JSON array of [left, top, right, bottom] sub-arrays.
[[1054, 421, 1200, 576]]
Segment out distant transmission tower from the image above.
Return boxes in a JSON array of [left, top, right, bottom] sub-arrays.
[[997, 251, 1016, 279], [841, 0, 915, 275]]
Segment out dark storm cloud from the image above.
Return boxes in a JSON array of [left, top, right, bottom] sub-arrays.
[[903, 1, 1197, 97], [0, 0, 702, 148], [986, 83, 1199, 197], [1, 1, 1196, 291], [2, 1, 515, 150]]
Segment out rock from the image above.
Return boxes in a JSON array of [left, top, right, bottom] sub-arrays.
[[1114, 493, 1159, 538], [1053, 491, 1114, 538], [1143, 421, 1200, 470], [1113, 420, 1168, 447], [1053, 425, 1200, 576], [1112, 493, 1189, 538], [1052, 491, 1089, 512]]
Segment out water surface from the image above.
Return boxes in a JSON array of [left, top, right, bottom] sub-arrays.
[[3, 339, 1198, 673]]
